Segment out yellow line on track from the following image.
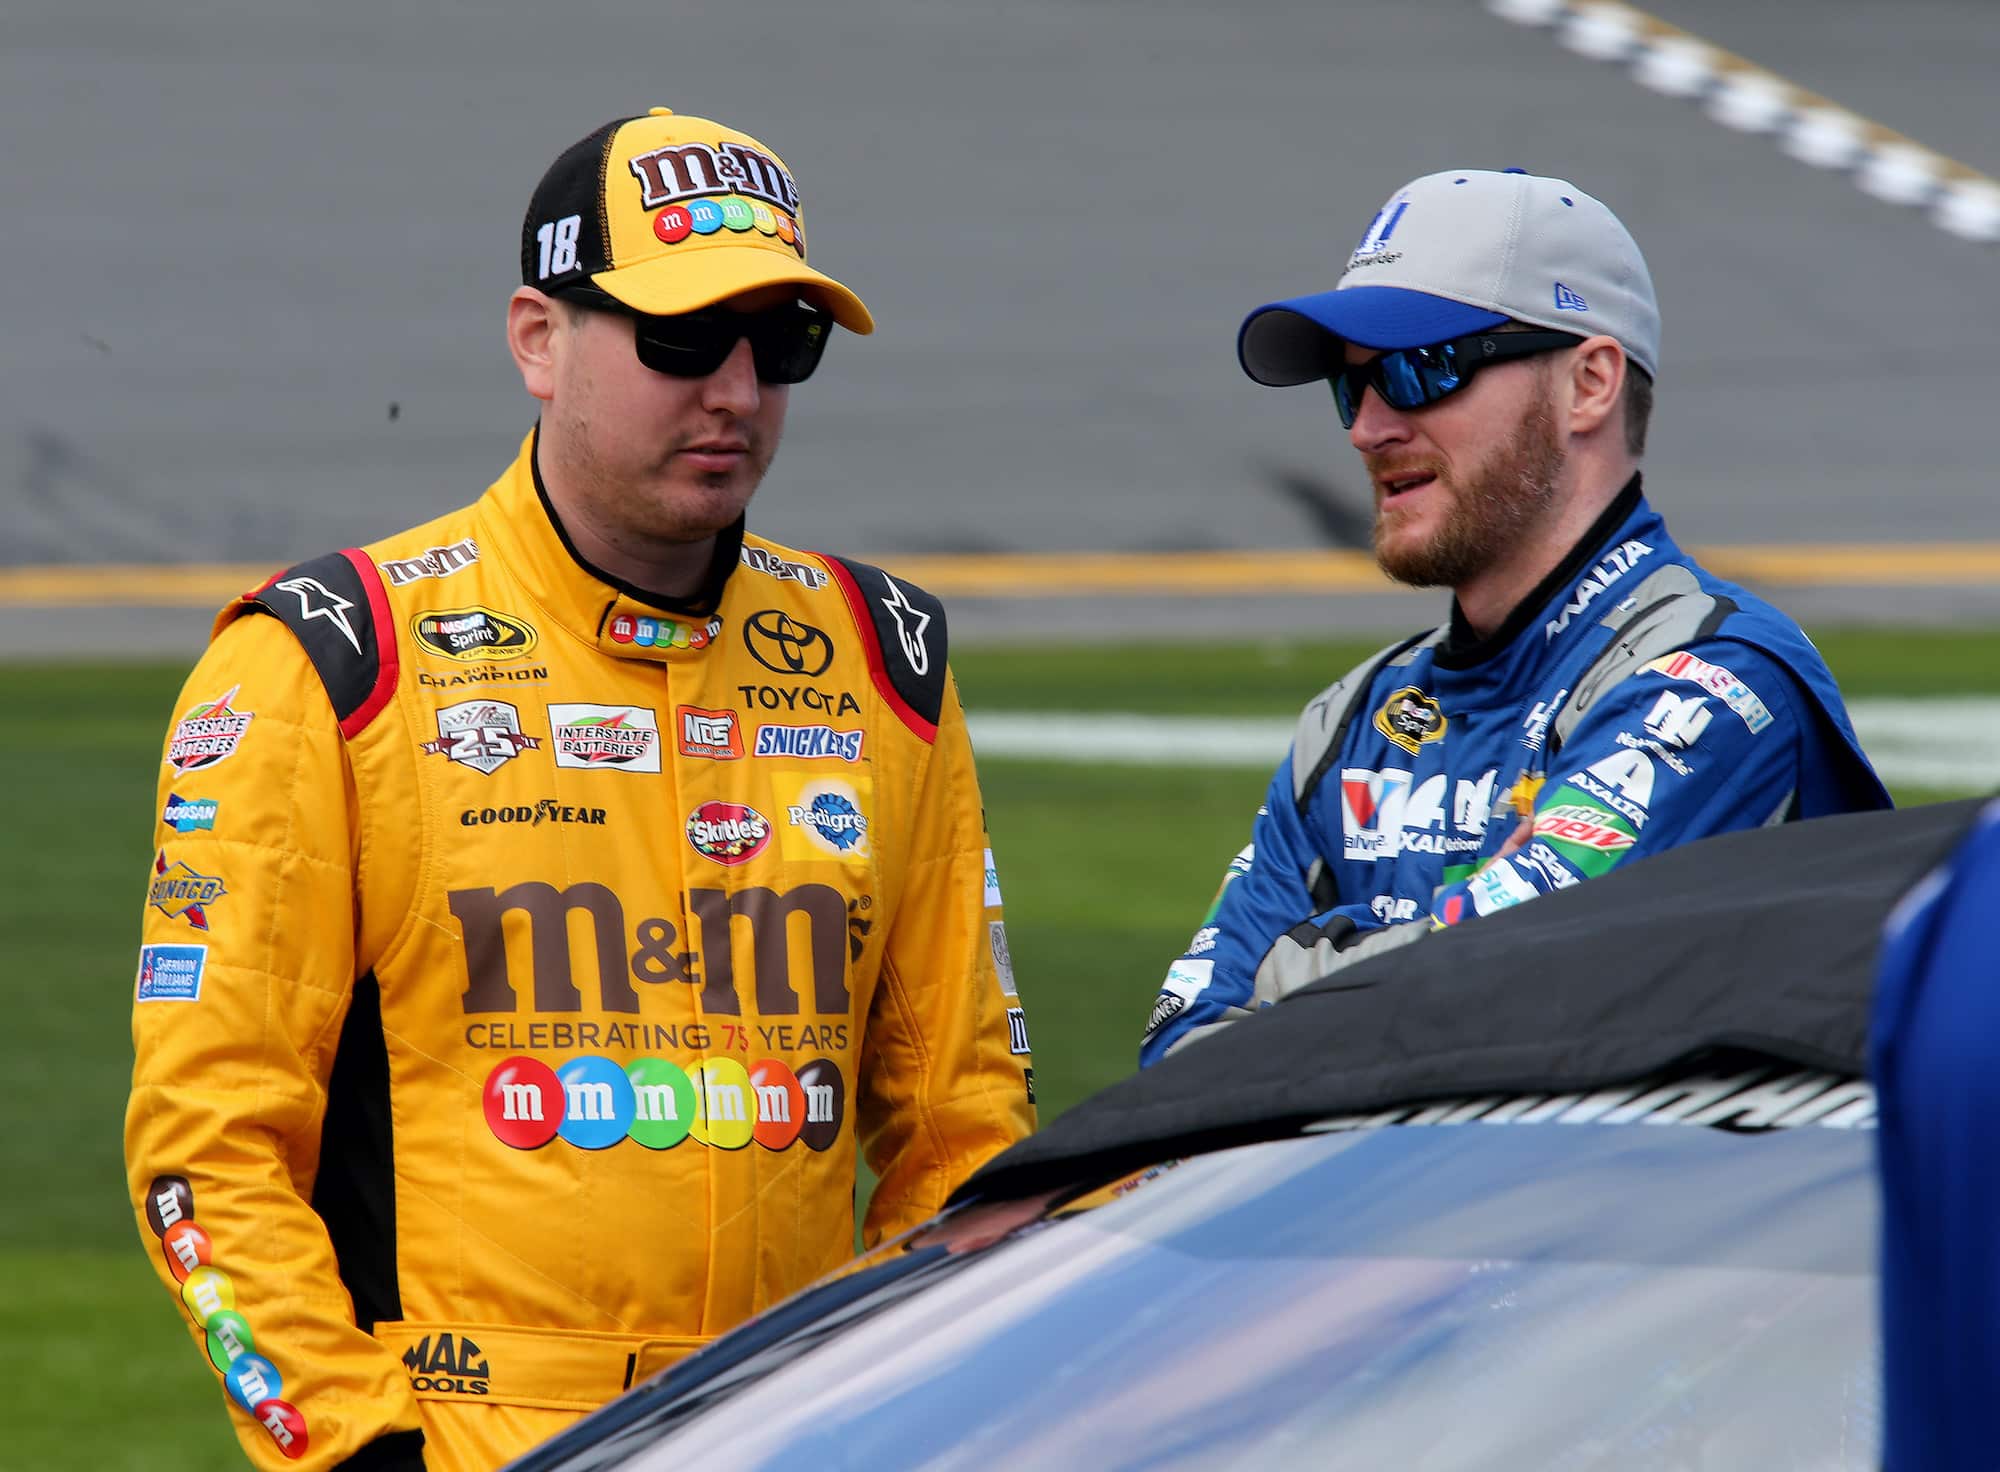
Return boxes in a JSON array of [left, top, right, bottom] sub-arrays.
[[2, 546, 1997, 608]]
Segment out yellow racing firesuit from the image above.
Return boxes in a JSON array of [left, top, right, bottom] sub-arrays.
[[126, 431, 1035, 1471]]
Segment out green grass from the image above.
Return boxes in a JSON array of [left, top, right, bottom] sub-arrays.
[[2, 632, 1993, 1466]]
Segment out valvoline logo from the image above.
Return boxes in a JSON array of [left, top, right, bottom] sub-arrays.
[[686, 801, 772, 865]]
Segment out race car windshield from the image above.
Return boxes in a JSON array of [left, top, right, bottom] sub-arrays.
[[526, 1120, 1878, 1471]]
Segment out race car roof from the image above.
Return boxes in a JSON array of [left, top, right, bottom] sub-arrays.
[[957, 796, 1987, 1205]]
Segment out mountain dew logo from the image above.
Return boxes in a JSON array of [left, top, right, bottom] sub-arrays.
[[549, 704, 662, 772], [1530, 794, 1636, 877]]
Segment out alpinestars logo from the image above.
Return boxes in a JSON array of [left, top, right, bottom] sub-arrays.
[[402, 1333, 490, 1397], [272, 576, 362, 654], [879, 578, 932, 676]]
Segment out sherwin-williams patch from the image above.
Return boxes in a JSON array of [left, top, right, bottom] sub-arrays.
[[137, 944, 208, 1001]]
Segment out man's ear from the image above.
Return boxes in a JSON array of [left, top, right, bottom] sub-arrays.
[[1566, 335, 1626, 439], [508, 288, 561, 404]]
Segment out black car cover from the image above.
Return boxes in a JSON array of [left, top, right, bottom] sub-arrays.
[[957, 798, 1988, 1205]]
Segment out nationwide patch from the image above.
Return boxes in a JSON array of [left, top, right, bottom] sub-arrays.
[[136, 944, 207, 1002], [549, 705, 662, 772], [166, 687, 254, 774], [149, 851, 226, 930], [1373, 687, 1447, 755], [412, 607, 539, 663], [686, 801, 772, 865], [421, 700, 541, 776], [162, 795, 220, 833]]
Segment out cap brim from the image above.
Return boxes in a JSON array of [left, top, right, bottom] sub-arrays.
[[1237, 287, 1508, 386], [593, 247, 875, 335]]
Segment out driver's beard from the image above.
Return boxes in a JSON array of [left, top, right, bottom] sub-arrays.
[[1371, 388, 1566, 589]]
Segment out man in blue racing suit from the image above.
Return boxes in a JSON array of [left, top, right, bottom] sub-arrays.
[[1142, 168, 1890, 1064]]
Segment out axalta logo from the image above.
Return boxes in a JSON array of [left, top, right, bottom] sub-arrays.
[[380, 538, 479, 586], [450, 880, 851, 1017], [141, 1174, 307, 1459], [1544, 539, 1653, 639], [166, 687, 253, 774], [1340, 768, 1496, 860], [403, 1332, 490, 1397], [607, 612, 720, 651], [754, 724, 863, 762], [412, 607, 539, 663], [687, 801, 772, 864], [481, 1054, 844, 1152], [550, 705, 662, 772]]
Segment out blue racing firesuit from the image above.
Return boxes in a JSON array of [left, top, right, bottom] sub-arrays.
[[1141, 476, 1891, 1064], [1871, 796, 2000, 1470]]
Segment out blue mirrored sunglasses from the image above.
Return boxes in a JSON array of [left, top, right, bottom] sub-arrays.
[[1330, 330, 1584, 428]]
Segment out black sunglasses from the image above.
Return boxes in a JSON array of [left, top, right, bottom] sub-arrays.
[[558, 286, 834, 385], [1329, 330, 1584, 428]]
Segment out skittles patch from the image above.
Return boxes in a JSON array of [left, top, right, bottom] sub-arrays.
[[687, 800, 773, 865]]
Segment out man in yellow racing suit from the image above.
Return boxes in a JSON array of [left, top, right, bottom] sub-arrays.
[[125, 107, 1034, 1472]]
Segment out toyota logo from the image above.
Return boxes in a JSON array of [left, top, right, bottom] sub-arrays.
[[744, 610, 834, 676]]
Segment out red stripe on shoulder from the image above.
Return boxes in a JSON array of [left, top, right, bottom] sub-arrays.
[[824, 556, 937, 743], [338, 549, 399, 739]]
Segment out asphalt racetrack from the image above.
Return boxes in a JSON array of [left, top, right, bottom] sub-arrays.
[[6, 0, 1999, 652]]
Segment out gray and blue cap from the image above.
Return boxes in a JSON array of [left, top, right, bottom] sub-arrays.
[[1237, 169, 1660, 386]]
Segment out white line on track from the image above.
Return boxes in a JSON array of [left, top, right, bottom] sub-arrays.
[[966, 698, 2000, 792]]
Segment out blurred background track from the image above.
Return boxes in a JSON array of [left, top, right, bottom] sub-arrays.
[[6, 0, 1998, 654]]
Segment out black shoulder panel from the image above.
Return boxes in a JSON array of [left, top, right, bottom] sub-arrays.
[[244, 550, 398, 738], [824, 555, 949, 739]]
